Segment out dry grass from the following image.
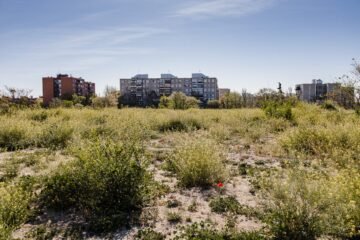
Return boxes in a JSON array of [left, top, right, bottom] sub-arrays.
[[0, 105, 358, 239]]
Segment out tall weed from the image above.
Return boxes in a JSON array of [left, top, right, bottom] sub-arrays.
[[41, 138, 152, 232], [165, 139, 227, 188]]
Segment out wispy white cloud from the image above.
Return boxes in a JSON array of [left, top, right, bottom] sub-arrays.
[[0, 26, 167, 69], [175, 0, 278, 18]]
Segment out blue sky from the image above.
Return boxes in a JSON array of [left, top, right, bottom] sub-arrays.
[[0, 0, 359, 96]]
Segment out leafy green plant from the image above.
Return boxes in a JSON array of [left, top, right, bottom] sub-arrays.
[[0, 125, 30, 151], [135, 228, 165, 240], [158, 117, 203, 132], [37, 123, 73, 149], [261, 170, 332, 240], [40, 139, 152, 232], [30, 111, 49, 122], [207, 100, 220, 109], [166, 139, 227, 188], [188, 200, 197, 212], [209, 196, 241, 214], [262, 101, 293, 120], [175, 222, 267, 240], [167, 211, 182, 224], [355, 107, 360, 116], [321, 100, 337, 111], [1, 164, 19, 182], [166, 199, 181, 208], [0, 183, 33, 239]]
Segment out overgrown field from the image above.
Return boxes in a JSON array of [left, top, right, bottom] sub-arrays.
[[0, 103, 359, 240]]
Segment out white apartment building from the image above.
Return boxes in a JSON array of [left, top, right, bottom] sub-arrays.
[[120, 73, 219, 106]]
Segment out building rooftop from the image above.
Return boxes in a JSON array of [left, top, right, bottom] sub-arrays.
[[126, 73, 212, 79]]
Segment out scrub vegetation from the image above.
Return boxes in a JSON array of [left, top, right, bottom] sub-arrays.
[[0, 103, 359, 239]]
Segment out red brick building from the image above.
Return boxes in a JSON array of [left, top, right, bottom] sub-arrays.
[[43, 74, 95, 106]]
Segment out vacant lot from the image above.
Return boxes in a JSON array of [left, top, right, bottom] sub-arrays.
[[0, 104, 359, 240]]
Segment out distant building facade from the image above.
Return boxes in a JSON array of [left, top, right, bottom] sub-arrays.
[[295, 79, 340, 102], [120, 73, 219, 107], [43, 74, 95, 106], [219, 88, 230, 99]]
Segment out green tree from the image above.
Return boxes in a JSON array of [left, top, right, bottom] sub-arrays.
[[72, 94, 86, 105], [170, 92, 188, 109], [103, 85, 119, 107], [185, 96, 200, 109], [220, 92, 242, 109], [207, 100, 220, 109], [159, 96, 171, 108]]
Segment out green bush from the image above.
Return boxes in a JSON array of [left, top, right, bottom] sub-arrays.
[[62, 100, 74, 108], [207, 100, 220, 109], [40, 139, 152, 232], [0, 183, 32, 239], [281, 125, 360, 167], [166, 199, 181, 208], [160, 92, 200, 109], [209, 196, 241, 214], [167, 211, 182, 223], [135, 228, 165, 240], [321, 100, 337, 111], [1, 164, 19, 182], [175, 222, 267, 240], [281, 128, 330, 156], [262, 101, 293, 120], [209, 196, 258, 218], [49, 98, 62, 108], [37, 123, 73, 149], [261, 168, 360, 239], [261, 170, 332, 240], [165, 140, 227, 188], [0, 125, 30, 151], [355, 107, 360, 117], [158, 117, 204, 132], [30, 111, 49, 122]]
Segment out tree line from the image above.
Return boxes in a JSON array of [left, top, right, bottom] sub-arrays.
[[1, 59, 360, 110]]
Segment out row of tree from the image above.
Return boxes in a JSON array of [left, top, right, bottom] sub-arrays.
[[47, 85, 120, 108], [1, 59, 360, 110]]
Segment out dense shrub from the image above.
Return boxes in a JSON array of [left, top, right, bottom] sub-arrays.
[[48, 98, 62, 108], [0, 124, 31, 151], [355, 107, 360, 116], [0, 101, 11, 115], [92, 97, 116, 108], [185, 96, 200, 109], [135, 228, 165, 240], [260, 168, 360, 239], [280, 125, 360, 166], [158, 117, 204, 132], [159, 96, 171, 108], [30, 111, 48, 122], [220, 92, 243, 109], [0, 183, 32, 239], [40, 139, 152, 232], [261, 170, 349, 240], [321, 100, 337, 111], [281, 128, 330, 156], [37, 123, 73, 149], [175, 222, 267, 240], [165, 140, 227, 188], [207, 100, 220, 109], [209, 196, 241, 214], [262, 101, 293, 120], [160, 92, 200, 109], [167, 211, 182, 223], [62, 100, 74, 108], [325, 169, 360, 238]]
